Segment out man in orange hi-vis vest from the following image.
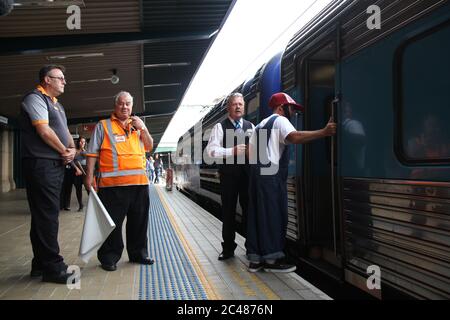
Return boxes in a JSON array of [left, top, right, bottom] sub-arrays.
[[85, 91, 154, 272]]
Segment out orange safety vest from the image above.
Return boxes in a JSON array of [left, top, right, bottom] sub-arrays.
[[97, 117, 148, 188]]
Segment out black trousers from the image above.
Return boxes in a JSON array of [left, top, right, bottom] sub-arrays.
[[73, 174, 84, 208], [23, 158, 67, 275], [154, 167, 160, 183], [97, 185, 150, 265], [219, 169, 249, 253], [60, 166, 74, 209]]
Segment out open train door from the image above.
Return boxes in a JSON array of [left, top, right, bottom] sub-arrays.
[[296, 36, 343, 280]]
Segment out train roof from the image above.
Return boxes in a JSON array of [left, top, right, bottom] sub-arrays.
[[282, 0, 446, 90]]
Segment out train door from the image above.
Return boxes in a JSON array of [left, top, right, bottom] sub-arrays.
[[299, 40, 342, 277]]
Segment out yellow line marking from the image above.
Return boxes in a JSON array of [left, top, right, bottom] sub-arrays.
[[229, 265, 280, 300], [228, 267, 257, 297], [155, 186, 221, 300], [248, 273, 280, 300]]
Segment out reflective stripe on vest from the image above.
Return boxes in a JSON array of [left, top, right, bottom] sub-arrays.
[[100, 169, 146, 178], [105, 119, 119, 171]]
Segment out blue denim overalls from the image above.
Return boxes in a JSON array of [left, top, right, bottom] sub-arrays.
[[246, 115, 290, 263]]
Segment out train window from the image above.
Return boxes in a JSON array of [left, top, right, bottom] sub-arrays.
[[246, 94, 259, 117], [399, 23, 450, 163]]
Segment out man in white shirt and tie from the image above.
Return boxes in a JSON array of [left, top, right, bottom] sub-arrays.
[[206, 93, 255, 260]]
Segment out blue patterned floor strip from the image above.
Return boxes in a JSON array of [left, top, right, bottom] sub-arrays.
[[139, 185, 208, 300]]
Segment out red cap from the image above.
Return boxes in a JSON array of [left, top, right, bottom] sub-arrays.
[[268, 92, 304, 111]]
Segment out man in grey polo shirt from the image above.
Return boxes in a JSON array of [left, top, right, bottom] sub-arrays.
[[19, 65, 76, 284]]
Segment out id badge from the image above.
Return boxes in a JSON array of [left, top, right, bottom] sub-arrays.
[[115, 135, 126, 143]]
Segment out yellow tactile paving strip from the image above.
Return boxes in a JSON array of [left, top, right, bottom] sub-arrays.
[[156, 187, 302, 300], [155, 186, 221, 300], [157, 186, 331, 300]]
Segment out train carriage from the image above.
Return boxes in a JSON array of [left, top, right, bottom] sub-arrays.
[[175, 0, 450, 299]]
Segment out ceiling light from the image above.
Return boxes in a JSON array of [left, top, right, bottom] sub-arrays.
[[141, 112, 176, 118], [70, 78, 112, 84], [208, 29, 219, 38], [70, 70, 119, 85], [0, 94, 23, 99], [144, 83, 181, 88], [14, 0, 85, 7], [46, 53, 104, 60], [143, 62, 191, 68], [144, 99, 177, 104], [93, 109, 114, 114], [0, 116, 8, 125], [83, 96, 114, 101]]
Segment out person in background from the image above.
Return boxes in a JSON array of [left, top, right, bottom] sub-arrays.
[[146, 155, 155, 184], [73, 136, 87, 211], [153, 153, 162, 184]]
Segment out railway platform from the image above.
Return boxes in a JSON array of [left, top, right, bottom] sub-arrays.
[[0, 184, 330, 301]]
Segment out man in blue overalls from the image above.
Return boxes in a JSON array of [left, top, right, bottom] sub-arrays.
[[246, 92, 336, 272]]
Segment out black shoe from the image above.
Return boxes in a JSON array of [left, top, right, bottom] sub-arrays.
[[263, 261, 296, 273], [218, 252, 234, 261], [63, 207, 71, 211], [30, 269, 43, 278], [129, 257, 154, 265], [42, 270, 75, 284], [101, 263, 117, 272], [248, 262, 264, 273], [77, 206, 84, 212]]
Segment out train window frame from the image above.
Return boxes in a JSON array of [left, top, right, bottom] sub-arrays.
[[246, 94, 259, 116], [394, 20, 450, 165]]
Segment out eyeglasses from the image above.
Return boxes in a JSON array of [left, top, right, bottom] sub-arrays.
[[48, 76, 66, 82]]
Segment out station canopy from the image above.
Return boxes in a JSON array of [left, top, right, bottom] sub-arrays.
[[0, 0, 235, 148]]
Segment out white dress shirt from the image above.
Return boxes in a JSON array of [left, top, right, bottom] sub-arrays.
[[249, 114, 296, 165], [206, 117, 254, 158]]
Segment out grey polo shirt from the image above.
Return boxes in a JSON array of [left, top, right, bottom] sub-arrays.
[[19, 89, 70, 160]]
